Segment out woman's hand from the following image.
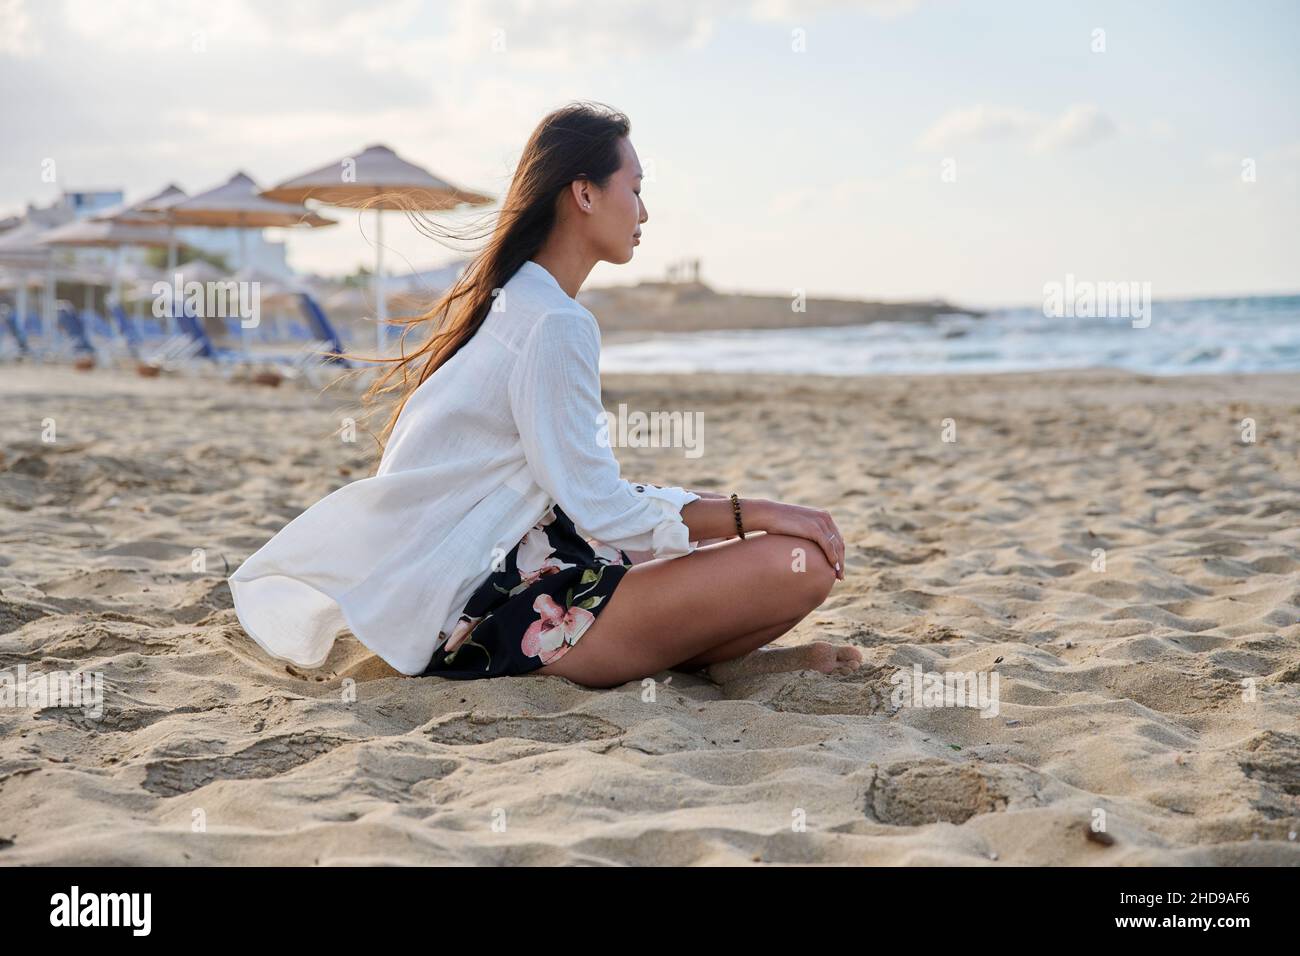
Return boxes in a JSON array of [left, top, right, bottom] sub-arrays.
[[743, 498, 845, 580]]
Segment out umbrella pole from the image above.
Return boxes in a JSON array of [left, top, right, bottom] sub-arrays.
[[16, 273, 28, 341], [238, 226, 251, 359], [166, 219, 178, 336], [375, 209, 385, 356], [111, 246, 123, 308], [43, 251, 55, 354]]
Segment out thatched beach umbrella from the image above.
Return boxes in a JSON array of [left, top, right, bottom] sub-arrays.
[[36, 218, 175, 250], [260, 144, 493, 353], [165, 171, 334, 264], [0, 218, 62, 344], [94, 183, 188, 226], [150, 172, 335, 353], [36, 218, 176, 312], [0, 218, 52, 266], [95, 184, 189, 280]]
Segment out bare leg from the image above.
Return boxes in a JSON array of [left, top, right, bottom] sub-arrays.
[[676, 615, 803, 670], [535, 532, 843, 688], [672, 616, 863, 681]]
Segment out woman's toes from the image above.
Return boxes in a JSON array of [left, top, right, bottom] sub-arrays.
[[803, 642, 862, 675], [835, 648, 864, 676], [836, 645, 863, 668], [802, 642, 840, 674]]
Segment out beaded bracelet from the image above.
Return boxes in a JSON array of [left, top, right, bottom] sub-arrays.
[[730, 492, 746, 540]]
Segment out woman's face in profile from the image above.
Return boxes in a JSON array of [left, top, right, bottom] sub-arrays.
[[589, 136, 647, 265]]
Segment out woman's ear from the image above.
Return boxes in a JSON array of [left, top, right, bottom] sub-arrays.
[[571, 178, 592, 212]]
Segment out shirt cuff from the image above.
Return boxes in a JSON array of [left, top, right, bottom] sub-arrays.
[[631, 482, 700, 558]]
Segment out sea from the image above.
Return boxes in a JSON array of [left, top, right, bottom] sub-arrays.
[[599, 294, 1300, 377]]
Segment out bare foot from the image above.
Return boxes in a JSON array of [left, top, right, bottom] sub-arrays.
[[705, 642, 863, 683]]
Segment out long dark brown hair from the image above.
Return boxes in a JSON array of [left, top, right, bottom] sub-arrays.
[[349, 101, 630, 459]]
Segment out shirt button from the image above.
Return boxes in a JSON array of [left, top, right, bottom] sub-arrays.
[[635, 485, 644, 492]]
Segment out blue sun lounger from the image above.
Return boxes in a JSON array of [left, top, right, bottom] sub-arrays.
[[296, 292, 350, 366], [56, 303, 96, 356], [110, 303, 141, 356], [172, 303, 220, 360], [1, 304, 29, 355]]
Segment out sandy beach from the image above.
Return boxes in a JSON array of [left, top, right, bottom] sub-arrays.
[[1, 363, 1297, 865]]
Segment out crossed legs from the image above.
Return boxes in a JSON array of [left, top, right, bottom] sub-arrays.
[[535, 532, 857, 688]]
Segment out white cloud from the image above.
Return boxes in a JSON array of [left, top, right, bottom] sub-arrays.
[[59, 0, 270, 51], [767, 174, 903, 216], [433, 0, 720, 67], [40, 0, 926, 69], [916, 105, 1040, 150], [0, 0, 41, 57], [748, 0, 924, 20], [918, 103, 1116, 153], [428, 0, 925, 67], [1031, 104, 1116, 152]]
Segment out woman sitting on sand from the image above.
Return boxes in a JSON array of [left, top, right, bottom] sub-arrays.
[[228, 101, 860, 688]]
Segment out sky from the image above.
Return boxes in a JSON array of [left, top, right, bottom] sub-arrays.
[[1, 0, 1298, 307]]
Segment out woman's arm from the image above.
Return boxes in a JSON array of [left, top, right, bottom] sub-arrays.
[[682, 495, 845, 578], [622, 491, 730, 560], [509, 310, 700, 559], [629, 495, 845, 579], [508, 310, 844, 574]]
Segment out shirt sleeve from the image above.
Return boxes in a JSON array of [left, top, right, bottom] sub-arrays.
[[508, 309, 700, 559]]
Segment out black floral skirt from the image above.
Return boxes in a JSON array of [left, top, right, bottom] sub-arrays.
[[422, 504, 634, 680]]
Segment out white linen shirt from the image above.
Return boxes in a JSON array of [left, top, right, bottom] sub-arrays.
[[227, 259, 700, 676]]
